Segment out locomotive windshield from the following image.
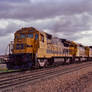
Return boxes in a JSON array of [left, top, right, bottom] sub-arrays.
[[28, 33, 33, 38], [20, 34, 25, 38]]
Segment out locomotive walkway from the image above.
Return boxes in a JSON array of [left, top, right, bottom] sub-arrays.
[[0, 61, 92, 92]]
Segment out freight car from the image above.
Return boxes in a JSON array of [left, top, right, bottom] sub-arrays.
[[7, 27, 92, 69]]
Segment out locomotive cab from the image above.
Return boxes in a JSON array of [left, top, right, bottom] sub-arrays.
[[8, 27, 39, 69], [13, 29, 39, 54]]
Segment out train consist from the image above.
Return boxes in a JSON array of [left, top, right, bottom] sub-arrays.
[[8, 27, 92, 69]]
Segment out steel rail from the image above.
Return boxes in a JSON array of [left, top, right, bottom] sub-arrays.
[[0, 62, 92, 91]]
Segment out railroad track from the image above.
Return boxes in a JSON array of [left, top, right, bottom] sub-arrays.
[[0, 61, 92, 91]]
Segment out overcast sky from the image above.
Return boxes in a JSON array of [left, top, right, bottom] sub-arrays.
[[0, 0, 92, 54]]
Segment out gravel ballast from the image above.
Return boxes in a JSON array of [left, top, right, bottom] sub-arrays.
[[1, 64, 92, 92]]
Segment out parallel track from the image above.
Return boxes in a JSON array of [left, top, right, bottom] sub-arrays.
[[0, 61, 92, 91]]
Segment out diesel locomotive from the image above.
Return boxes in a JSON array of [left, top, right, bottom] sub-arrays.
[[8, 27, 92, 69]]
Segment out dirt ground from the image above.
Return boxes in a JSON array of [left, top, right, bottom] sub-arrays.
[[83, 73, 92, 92], [1, 64, 92, 92], [84, 84, 92, 92]]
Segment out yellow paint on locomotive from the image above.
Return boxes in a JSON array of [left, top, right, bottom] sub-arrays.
[[69, 41, 77, 56], [12, 27, 90, 60], [89, 48, 92, 57], [13, 27, 39, 55], [37, 32, 47, 58], [85, 46, 89, 57]]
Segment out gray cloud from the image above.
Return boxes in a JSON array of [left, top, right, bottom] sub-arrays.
[[0, 0, 91, 39], [0, 0, 29, 3], [0, 0, 92, 54], [0, 22, 21, 36], [0, 13, 91, 40], [0, 0, 92, 20], [52, 14, 91, 32], [35, 14, 91, 41]]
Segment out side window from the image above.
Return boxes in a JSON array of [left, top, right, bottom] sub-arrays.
[[35, 34, 38, 40], [15, 35, 19, 39], [41, 34, 44, 42], [28, 34, 33, 38]]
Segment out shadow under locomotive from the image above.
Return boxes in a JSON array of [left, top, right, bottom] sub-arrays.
[[7, 53, 36, 70]]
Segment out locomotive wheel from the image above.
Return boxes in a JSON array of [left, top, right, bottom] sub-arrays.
[[48, 58, 54, 66], [37, 59, 48, 68]]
